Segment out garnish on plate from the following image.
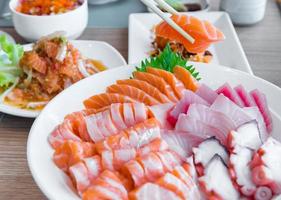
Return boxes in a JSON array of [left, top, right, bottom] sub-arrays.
[[137, 44, 200, 81], [0, 35, 23, 101]]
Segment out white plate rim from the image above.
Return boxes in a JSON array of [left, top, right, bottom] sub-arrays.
[[0, 40, 127, 118], [27, 63, 281, 200]]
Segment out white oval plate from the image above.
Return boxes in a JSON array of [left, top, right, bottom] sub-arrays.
[[27, 62, 281, 200], [0, 40, 127, 118]]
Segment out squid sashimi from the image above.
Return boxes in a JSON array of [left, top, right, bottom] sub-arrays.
[[195, 83, 218, 104], [168, 90, 210, 126], [117, 79, 171, 103], [53, 140, 95, 172], [199, 155, 240, 199], [173, 65, 199, 92], [216, 83, 245, 107], [250, 137, 281, 194], [228, 121, 263, 151], [133, 71, 178, 102], [175, 114, 226, 145], [129, 182, 181, 200], [83, 93, 135, 109], [192, 137, 229, 176], [211, 94, 252, 127], [250, 89, 273, 133], [155, 14, 225, 54], [107, 84, 159, 106], [187, 103, 236, 136], [161, 130, 204, 158], [229, 145, 256, 197], [146, 67, 185, 99]]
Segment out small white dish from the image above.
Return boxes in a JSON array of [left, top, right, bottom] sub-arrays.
[[9, 0, 88, 42], [0, 40, 126, 118], [128, 12, 253, 74], [27, 63, 281, 200]]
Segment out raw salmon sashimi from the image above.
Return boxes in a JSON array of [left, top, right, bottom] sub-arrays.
[[107, 84, 159, 106], [53, 140, 95, 172], [133, 71, 178, 102], [122, 150, 182, 188], [83, 93, 135, 109], [95, 118, 161, 153], [155, 14, 225, 53], [146, 67, 185, 99], [129, 182, 181, 200], [83, 170, 128, 200], [117, 79, 171, 103], [173, 65, 199, 92]]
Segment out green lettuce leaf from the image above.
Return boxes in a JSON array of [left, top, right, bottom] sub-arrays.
[[0, 34, 23, 88]]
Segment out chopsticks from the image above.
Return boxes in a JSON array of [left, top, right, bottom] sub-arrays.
[[141, 0, 195, 44]]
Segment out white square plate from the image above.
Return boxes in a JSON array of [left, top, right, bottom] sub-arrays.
[[128, 12, 253, 74]]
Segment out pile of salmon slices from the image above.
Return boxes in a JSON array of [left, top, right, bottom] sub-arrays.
[[48, 65, 281, 200]]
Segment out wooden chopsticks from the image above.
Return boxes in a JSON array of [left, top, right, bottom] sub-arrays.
[[141, 0, 195, 44]]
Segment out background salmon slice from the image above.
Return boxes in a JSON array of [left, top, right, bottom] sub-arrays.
[[146, 67, 185, 99], [133, 71, 178, 102], [107, 84, 159, 106], [173, 66, 198, 92], [117, 79, 171, 103], [83, 93, 135, 109]]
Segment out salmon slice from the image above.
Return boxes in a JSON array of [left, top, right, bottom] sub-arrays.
[[172, 166, 201, 199], [155, 14, 225, 53], [173, 65, 199, 92], [83, 155, 102, 182], [122, 159, 148, 187], [156, 173, 190, 200], [133, 71, 178, 102], [155, 150, 182, 172], [84, 93, 135, 109], [95, 118, 161, 153], [69, 162, 91, 196], [49, 120, 82, 149], [146, 67, 185, 99], [131, 102, 149, 124], [129, 182, 181, 200], [123, 103, 135, 127], [83, 170, 128, 200], [53, 141, 95, 172], [107, 84, 159, 106], [117, 79, 171, 103], [137, 152, 165, 182], [110, 103, 127, 130], [101, 149, 137, 171], [138, 138, 169, 157]]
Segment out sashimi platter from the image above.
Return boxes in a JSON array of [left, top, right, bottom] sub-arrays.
[[27, 42, 281, 200]]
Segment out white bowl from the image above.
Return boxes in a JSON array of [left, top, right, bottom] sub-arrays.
[[9, 0, 88, 42], [27, 63, 281, 200]]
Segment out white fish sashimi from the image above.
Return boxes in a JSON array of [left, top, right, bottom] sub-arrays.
[[175, 114, 227, 145], [211, 95, 252, 127], [243, 106, 268, 142], [168, 90, 210, 126], [161, 130, 204, 158], [196, 83, 218, 104], [187, 103, 235, 136], [149, 103, 175, 129]]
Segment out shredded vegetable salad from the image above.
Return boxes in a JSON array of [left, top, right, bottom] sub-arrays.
[[0, 33, 106, 110], [16, 0, 84, 15]]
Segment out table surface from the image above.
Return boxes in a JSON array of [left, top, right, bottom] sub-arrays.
[[0, 0, 280, 199]]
